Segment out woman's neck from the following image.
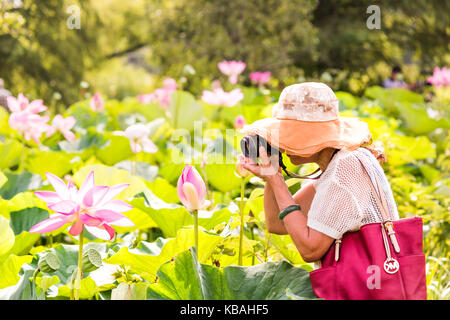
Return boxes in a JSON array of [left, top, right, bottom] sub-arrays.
[[316, 148, 337, 172]]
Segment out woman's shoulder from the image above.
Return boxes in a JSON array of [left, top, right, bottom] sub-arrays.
[[316, 148, 368, 187]]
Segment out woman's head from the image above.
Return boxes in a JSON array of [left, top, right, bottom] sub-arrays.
[[241, 82, 373, 158]]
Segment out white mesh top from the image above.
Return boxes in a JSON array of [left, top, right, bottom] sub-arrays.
[[306, 147, 399, 239]]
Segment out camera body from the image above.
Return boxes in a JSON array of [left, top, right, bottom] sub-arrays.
[[240, 135, 286, 171]]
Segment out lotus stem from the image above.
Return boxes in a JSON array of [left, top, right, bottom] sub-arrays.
[[250, 225, 255, 266], [193, 209, 198, 260], [74, 226, 84, 300], [238, 178, 245, 266], [133, 152, 138, 176], [48, 234, 53, 248]]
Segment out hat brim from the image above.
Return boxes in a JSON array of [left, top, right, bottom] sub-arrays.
[[241, 117, 372, 157]]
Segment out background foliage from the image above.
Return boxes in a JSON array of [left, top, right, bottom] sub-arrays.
[[1, 0, 449, 104]]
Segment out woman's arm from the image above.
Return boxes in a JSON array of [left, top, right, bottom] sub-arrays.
[[263, 181, 287, 234], [242, 147, 335, 262], [264, 179, 317, 235], [267, 173, 335, 262]]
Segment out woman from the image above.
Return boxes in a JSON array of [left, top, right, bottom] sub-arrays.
[[238, 82, 399, 263]]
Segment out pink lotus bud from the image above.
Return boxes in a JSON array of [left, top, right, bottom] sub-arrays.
[[177, 165, 206, 211], [234, 115, 247, 130], [90, 93, 104, 112]]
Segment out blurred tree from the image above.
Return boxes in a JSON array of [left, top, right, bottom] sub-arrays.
[[312, 0, 450, 93], [0, 0, 101, 107], [1, 0, 449, 103], [144, 0, 318, 94]]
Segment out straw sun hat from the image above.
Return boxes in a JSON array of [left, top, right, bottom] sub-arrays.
[[242, 82, 372, 157]]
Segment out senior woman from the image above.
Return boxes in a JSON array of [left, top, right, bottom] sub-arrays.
[[237, 82, 422, 299]]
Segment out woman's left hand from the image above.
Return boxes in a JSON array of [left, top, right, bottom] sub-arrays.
[[240, 146, 281, 181]]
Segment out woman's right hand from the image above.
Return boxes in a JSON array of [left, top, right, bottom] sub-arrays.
[[240, 147, 281, 181]]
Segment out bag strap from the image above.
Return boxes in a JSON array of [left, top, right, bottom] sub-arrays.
[[355, 157, 391, 222], [333, 153, 400, 262]]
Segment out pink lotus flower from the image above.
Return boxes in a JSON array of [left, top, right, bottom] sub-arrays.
[[9, 112, 50, 144], [138, 78, 178, 108], [427, 67, 450, 88], [217, 60, 246, 84], [46, 115, 77, 141], [177, 165, 207, 211], [201, 88, 244, 107], [234, 115, 247, 130], [249, 71, 271, 86], [7, 93, 47, 114], [114, 123, 158, 154], [30, 171, 134, 240], [90, 93, 105, 112]]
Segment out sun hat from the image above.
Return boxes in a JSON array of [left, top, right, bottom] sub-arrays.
[[241, 82, 372, 157]]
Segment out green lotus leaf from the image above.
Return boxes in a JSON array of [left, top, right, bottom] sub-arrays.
[[0, 254, 33, 289], [169, 91, 204, 130], [105, 228, 223, 282], [146, 248, 317, 300], [96, 133, 134, 165], [0, 171, 42, 200], [0, 139, 24, 170], [0, 216, 15, 257], [24, 150, 75, 178]]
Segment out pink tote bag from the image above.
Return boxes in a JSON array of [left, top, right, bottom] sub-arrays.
[[309, 156, 427, 300]]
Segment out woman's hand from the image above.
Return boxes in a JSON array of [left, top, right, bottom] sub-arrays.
[[239, 146, 281, 181]]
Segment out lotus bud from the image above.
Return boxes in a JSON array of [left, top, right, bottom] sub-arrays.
[[38, 253, 60, 273], [177, 165, 206, 211], [81, 248, 102, 272], [234, 115, 247, 130]]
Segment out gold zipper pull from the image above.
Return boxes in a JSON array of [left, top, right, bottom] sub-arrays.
[[385, 221, 400, 253]]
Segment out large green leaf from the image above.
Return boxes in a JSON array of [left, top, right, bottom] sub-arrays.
[[169, 91, 204, 130], [0, 171, 42, 200], [0, 139, 24, 170], [9, 207, 49, 235], [146, 249, 317, 300], [145, 177, 179, 203], [24, 150, 75, 178], [0, 216, 15, 257], [96, 133, 134, 165], [0, 255, 33, 289], [57, 276, 98, 300], [105, 98, 166, 123], [132, 191, 231, 237], [9, 232, 41, 256], [335, 91, 360, 109], [32, 243, 109, 285], [204, 155, 241, 193], [68, 103, 109, 132], [58, 128, 108, 160], [396, 102, 450, 135], [105, 228, 223, 282], [0, 266, 36, 300]]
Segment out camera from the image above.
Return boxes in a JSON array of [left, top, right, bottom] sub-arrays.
[[240, 135, 323, 179], [240, 135, 287, 172]]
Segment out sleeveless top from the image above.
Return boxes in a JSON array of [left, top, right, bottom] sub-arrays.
[[306, 147, 399, 239]]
